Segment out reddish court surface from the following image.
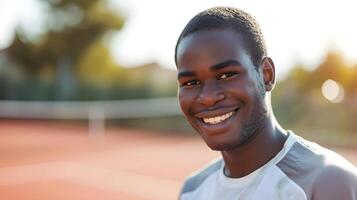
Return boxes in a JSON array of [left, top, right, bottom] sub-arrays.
[[0, 120, 356, 200]]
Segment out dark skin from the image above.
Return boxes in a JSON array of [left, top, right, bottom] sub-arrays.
[[176, 29, 287, 178]]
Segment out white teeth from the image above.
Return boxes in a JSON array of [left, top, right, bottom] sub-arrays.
[[202, 111, 234, 125]]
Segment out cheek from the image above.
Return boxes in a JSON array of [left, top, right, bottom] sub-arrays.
[[178, 89, 196, 114], [225, 82, 249, 99], [228, 78, 259, 99]]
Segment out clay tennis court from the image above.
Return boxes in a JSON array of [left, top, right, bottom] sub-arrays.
[[0, 120, 356, 200]]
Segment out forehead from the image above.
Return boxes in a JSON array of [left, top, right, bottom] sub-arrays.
[[176, 29, 248, 70]]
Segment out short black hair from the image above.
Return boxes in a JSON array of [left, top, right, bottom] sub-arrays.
[[175, 7, 267, 68]]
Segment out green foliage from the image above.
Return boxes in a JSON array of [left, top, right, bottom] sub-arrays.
[[0, 0, 180, 101], [273, 50, 357, 137], [6, 0, 124, 76], [307, 51, 351, 88]]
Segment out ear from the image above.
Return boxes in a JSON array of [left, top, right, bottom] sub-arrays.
[[261, 57, 275, 92]]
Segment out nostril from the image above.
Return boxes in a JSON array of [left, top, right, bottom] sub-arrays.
[[196, 96, 209, 105], [196, 93, 226, 106]]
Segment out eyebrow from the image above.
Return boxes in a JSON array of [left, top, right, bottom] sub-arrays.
[[177, 71, 197, 79], [210, 59, 241, 71], [177, 59, 241, 79]]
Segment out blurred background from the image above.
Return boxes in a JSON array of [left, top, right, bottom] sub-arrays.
[[0, 0, 356, 199]]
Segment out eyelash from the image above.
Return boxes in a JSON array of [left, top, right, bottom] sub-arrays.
[[218, 72, 237, 80], [181, 72, 237, 87], [182, 80, 200, 87]]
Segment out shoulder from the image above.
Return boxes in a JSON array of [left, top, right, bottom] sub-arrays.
[[180, 158, 223, 196], [311, 156, 357, 200], [277, 133, 357, 199], [278, 133, 356, 173]]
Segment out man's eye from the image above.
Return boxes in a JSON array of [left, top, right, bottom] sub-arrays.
[[183, 80, 200, 87], [219, 72, 237, 80]]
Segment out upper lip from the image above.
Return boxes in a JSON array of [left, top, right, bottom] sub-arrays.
[[194, 105, 240, 118]]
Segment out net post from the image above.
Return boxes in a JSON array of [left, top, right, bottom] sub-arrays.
[[88, 105, 105, 137]]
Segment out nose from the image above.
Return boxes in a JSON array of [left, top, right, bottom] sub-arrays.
[[197, 80, 225, 107]]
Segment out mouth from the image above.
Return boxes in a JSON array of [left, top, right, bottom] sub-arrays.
[[201, 111, 235, 125], [195, 106, 240, 126]]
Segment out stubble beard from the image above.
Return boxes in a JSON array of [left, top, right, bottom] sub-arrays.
[[193, 96, 268, 151], [188, 73, 269, 151], [217, 80, 268, 151]]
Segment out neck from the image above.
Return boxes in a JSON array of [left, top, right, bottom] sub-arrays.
[[221, 114, 287, 178]]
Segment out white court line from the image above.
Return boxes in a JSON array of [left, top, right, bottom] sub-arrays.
[[0, 161, 181, 200]]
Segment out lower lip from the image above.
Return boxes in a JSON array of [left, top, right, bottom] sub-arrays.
[[198, 109, 238, 134]]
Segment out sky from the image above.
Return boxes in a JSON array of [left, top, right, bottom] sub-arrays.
[[1, 0, 357, 79]]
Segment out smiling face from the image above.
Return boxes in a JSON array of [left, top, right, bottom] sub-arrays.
[[176, 29, 269, 151]]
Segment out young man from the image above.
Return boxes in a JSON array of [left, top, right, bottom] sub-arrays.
[[175, 7, 357, 200]]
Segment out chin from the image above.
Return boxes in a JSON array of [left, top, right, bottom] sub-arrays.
[[204, 136, 242, 151], [202, 127, 260, 151], [206, 141, 241, 151]]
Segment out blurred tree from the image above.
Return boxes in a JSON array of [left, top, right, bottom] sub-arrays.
[[273, 50, 357, 138], [345, 65, 357, 128], [3, 0, 124, 99], [272, 63, 310, 126], [307, 51, 351, 89], [345, 65, 357, 96], [76, 40, 124, 87], [6, 0, 124, 75]]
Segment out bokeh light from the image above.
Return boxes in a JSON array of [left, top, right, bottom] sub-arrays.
[[321, 79, 345, 103]]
